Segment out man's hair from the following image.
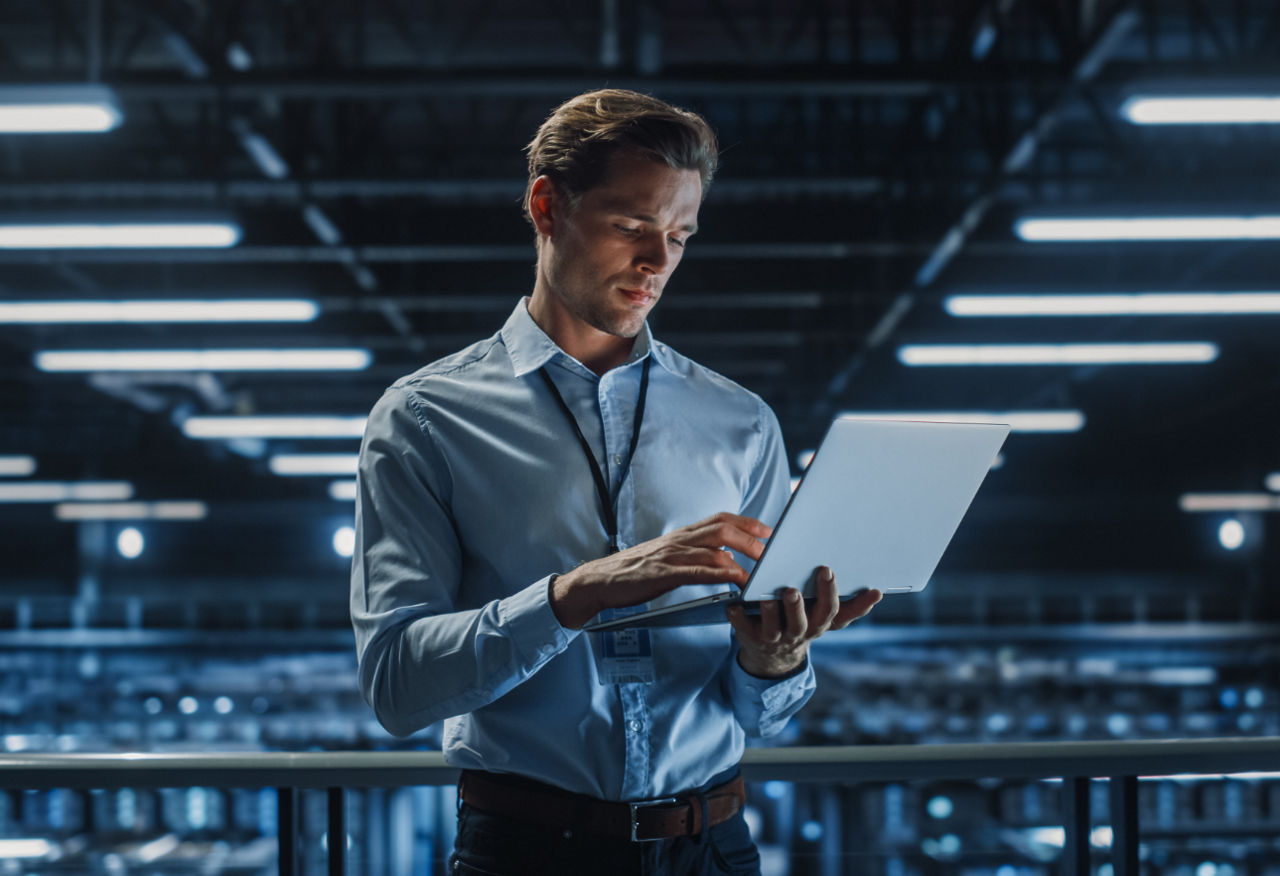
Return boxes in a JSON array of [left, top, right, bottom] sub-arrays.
[[523, 88, 718, 227]]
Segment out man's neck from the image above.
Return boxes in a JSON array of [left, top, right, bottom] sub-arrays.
[[526, 297, 635, 377]]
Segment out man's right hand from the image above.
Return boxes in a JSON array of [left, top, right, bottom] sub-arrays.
[[549, 511, 771, 630]]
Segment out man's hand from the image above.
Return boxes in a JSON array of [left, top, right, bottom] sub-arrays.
[[728, 567, 881, 678], [550, 512, 771, 630]]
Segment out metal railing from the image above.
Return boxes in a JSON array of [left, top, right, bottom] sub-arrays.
[[3, 737, 1278, 875]]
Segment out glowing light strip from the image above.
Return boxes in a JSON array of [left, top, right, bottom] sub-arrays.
[[838, 411, 1085, 433], [0, 455, 36, 476], [0, 84, 123, 134], [35, 349, 371, 372], [1015, 216, 1280, 242], [183, 416, 366, 439], [945, 292, 1280, 316], [268, 454, 359, 476], [0, 838, 53, 859], [0, 481, 132, 502], [1121, 96, 1280, 125], [0, 223, 241, 249], [0, 299, 318, 323], [897, 343, 1218, 366], [1178, 492, 1280, 512], [328, 480, 358, 501], [54, 501, 207, 521]]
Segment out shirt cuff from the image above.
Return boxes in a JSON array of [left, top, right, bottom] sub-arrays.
[[729, 651, 815, 716], [497, 574, 581, 667]]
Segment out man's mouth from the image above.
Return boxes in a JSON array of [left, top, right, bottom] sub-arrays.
[[620, 288, 654, 305]]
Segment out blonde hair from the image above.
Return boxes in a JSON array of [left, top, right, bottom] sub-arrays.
[[523, 88, 718, 226]]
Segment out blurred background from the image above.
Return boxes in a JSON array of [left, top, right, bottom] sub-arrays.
[[0, 0, 1278, 873]]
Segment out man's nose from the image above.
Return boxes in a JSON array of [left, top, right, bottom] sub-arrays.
[[636, 235, 670, 274]]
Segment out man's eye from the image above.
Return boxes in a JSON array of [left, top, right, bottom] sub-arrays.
[[615, 225, 641, 235], [669, 237, 687, 249]]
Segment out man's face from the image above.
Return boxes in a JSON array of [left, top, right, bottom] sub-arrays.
[[539, 151, 702, 341]]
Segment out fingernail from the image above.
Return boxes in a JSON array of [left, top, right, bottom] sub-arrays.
[[822, 568, 834, 583], [788, 590, 801, 603]]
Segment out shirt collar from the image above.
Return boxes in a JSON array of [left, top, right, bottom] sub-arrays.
[[501, 297, 675, 378]]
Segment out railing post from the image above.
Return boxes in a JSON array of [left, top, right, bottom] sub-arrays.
[[278, 786, 300, 876], [1109, 775, 1139, 876], [1060, 776, 1090, 876], [328, 787, 345, 876]]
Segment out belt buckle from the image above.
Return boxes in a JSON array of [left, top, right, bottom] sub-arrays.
[[629, 796, 678, 842]]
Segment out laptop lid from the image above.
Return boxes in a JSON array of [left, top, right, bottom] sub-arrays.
[[582, 417, 1008, 631], [738, 417, 1008, 601]]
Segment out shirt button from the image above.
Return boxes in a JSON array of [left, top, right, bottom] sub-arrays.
[[629, 720, 642, 732], [612, 454, 624, 465]]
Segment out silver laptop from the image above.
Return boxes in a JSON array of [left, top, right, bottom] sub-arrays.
[[583, 417, 1009, 632]]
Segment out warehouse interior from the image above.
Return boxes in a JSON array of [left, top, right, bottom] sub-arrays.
[[1, 1, 1278, 873]]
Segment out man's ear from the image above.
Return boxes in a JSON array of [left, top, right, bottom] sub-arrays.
[[528, 176, 559, 238]]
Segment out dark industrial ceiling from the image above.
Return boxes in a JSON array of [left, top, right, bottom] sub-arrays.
[[0, 0, 1277, 615]]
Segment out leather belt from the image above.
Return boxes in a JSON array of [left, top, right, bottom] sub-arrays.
[[458, 769, 745, 842]]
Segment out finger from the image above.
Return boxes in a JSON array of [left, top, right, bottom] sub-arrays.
[[781, 588, 808, 640], [829, 588, 882, 630], [726, 603, 758, 639], [688, 514, 773, 559], [806, 567, 838, 634], [757, 599, 781, 642]]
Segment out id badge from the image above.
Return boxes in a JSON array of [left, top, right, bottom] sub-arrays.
[[591, 605, 655, 685]]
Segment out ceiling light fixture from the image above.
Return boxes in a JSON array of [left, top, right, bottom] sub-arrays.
[[944, 292, 1280, 316], [35, 349, 371, 372], [0, 222, 242, 249], [0, 84, 123, 133], [1121, 96, 1280, 125], [897, 343, 1218, 366], [1015, 216, 1280, 242], [1266, 473, 1280, 492], [1178, 493, 1280, 513], [328, 480, 358, 501], [0, 455, 37, 476], [838, 411, 1085, 433], [0, 299, 318, 324], [268, 454, 359, 476], [0, 481, 133, 503], [54, 501, 207, 521], [182, 415, 367, 439]]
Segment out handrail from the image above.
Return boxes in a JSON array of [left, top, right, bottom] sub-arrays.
[[1, 737, 1276, 789], [3, 738, 1277, 876]]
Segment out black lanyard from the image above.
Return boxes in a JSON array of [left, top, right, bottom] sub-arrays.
[[539, 356, 652, 554]]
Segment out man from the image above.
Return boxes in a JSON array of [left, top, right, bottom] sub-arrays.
[[351, 89, 881, 875]]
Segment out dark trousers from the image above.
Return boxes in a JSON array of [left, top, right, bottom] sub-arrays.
[[449, 783, 762, 876]]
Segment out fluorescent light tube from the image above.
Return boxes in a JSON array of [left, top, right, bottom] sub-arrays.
[[0, 222, 241, 249], [1121, 96, 1280, 125], [0, 84, 123, 133], [269, 454, 359, 476], [1266, 473, 1280, 492], [328, 480, 358, 501], [54, 501, 207, 521], [1178, 493, 1280, 512], [0, 839, 53, 859], [35, 349, 371, 372], [183, 415, 367, 439], [897, 343, 1218, 366], [0, 299, 318, 324], [945, 292, 1280, 316], [0, 481, 132, 502], [0, 455, 36, 476], [1016, 217, 1280, 242], [838, 410, 1085, 433]]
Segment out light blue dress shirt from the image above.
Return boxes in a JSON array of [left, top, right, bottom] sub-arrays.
[[350, 299, 814, 801]]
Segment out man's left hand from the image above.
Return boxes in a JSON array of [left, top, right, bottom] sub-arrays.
[[727, 567, 881, 678]]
